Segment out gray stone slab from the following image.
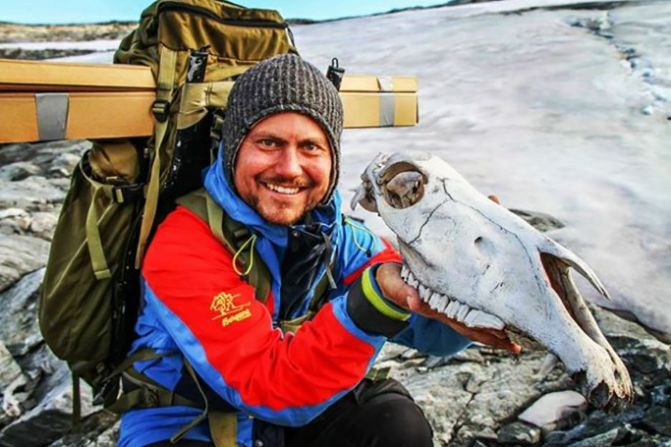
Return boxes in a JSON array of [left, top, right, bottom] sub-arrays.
[[0, 268, 45, 356], [0, 235, 49, 293]]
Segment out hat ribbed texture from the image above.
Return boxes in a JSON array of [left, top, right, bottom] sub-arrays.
[[222, 54, 343, 204]]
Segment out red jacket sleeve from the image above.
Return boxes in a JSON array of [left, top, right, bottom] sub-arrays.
[[141, 207, 389, 425]]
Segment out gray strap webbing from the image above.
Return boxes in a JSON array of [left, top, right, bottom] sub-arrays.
[[36, 93, 69, 141], [72, 373, 82, 430], [377, 77, 395, 127]]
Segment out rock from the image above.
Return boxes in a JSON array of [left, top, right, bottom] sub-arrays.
[[450, 347, 485, 364], [47, 153, 80, 178], [0, 48, 96, 60], [0, 374, 95, 447], [0, 176, 66, 211], [649, 383, 671, 407], [377, 342, 410, 362], [0, 143, 36, 165], [0, 341, 23, 391], [29, 212, 59, 240], [518, 390, 586, 433], [640, 406, 671, 437], [47, 412, 118, 447], [0, 340, 29, 421], [543, 407, 648, 446], [2, 373, 29, 420], [509, 208, 565, 232], [497, 421, 541, 444], [0, 209, 28, 220], [0, 208, 31, 236], [92, 421, 120, 447], [0, 141, 88, 170], [47, 178, 72, 194], [16, 344, 69, 411], [563, 425, 629, 447], [400, 348, 423, 360], [401, 349, 569, 446], [0, 268, 45, 356], [425, 355, 451, 369], [0, 162, 42, 181], [610, 334, 671, 387], [0, 22, 135, 44], [0, 235, 49, 293]]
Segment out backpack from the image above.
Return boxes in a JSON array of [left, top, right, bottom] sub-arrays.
[[38, 0, 297, 418]]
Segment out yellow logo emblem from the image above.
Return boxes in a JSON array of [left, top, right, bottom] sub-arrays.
[[210, 292, 252, 327]]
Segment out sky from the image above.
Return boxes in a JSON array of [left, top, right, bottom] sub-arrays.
[[1, 1, 451, 24]]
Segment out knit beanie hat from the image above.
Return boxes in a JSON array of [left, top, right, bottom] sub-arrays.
[[221, 53, 344, 204]]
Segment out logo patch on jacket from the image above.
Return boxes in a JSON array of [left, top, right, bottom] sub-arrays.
[[210, 292, 252, 327]]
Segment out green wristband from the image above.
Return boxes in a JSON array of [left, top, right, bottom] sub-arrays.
[[362, 267, 411, 322]]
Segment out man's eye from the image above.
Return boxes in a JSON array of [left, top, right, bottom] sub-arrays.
[[259, 139, 277, 148], [303, 142, 324, 152]]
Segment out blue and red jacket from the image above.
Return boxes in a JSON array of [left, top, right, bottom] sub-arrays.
[[118, 150, 471, 446]]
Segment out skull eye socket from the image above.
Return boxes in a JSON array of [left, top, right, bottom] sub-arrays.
[[381, 162, 426, 209]]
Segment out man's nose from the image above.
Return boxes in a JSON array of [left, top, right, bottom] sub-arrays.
[[274, 147, 302, 178]]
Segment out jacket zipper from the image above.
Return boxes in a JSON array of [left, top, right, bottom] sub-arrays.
[[158, 2, 288, 29]]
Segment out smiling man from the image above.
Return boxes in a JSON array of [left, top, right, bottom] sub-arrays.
[[119, 54, 508, 447]]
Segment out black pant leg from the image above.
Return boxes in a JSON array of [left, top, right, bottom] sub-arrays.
[[285, 379, 433, 447], [147, 441, 213, 446]]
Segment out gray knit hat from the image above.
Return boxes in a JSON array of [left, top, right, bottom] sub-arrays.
[[221, 53, 344, 204]]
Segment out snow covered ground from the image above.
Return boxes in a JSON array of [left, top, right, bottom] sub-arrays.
[[32, 0, 671, 335]]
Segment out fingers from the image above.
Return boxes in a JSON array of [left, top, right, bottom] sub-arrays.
[[487, 194, 501, 204], [376, 262, 522, 354], [376, 263, 420, 310], [406, 293, 423, 312], [412, 304, 522, 354]]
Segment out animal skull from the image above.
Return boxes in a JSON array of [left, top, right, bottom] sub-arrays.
[[353, 152, 632, 411]]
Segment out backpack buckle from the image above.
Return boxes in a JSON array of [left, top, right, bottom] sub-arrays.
[[151, 99, 171, 122], [326, 58, 345, 91], [112, 183, 146, 204]]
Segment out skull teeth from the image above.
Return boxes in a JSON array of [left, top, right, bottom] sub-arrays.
[[400, 264, 505, 330]]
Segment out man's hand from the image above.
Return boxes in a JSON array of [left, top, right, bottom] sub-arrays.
[[375, 263, 521, 354]]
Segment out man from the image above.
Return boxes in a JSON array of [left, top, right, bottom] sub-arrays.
[[119, 54, 515, 447]]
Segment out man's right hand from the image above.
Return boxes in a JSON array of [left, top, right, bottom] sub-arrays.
[[375, 262, 521, 354]]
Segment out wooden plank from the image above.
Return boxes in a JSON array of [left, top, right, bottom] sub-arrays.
[[0, 92, 155, 143], [0, 94, 39, 142], [66, 92, 155, 140], [0, 59, 417, 94], [0, 59, 155, 92], [0, 90, 417, 143]]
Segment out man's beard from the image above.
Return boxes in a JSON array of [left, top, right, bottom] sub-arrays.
[[246, 194, 318, 225], [243, 175, 322, 225]]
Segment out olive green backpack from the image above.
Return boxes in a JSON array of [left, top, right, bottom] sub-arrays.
[[39, 0, 297, 417]]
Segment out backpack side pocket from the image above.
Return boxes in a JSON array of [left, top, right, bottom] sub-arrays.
[[40, 140, 143, 365]]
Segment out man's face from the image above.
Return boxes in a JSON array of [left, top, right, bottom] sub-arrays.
[[233, 112, 333, 225]]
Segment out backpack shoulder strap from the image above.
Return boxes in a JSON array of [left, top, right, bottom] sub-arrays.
[[177, 188, 271, 303]]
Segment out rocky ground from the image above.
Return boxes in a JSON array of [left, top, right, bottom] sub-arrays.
[[0, 48, 96, 61], [0, 138, 668, 446], [0, 22, 135, 44], [0, 22, 134, 60]]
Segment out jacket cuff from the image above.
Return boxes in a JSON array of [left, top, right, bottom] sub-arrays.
[[346, 266, 411, 338]]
